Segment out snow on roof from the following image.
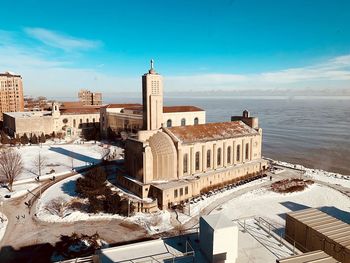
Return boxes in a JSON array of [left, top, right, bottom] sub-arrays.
[[167, 121, 258, 143], [278, 250, 339, 263], [201, 214, 234, 230]]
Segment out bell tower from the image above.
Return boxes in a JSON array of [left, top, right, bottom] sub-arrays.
[[142, 59, 163, 130]]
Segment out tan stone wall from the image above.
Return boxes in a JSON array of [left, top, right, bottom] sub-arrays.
[[3, 114, 53, 136], [163, 111, 206, 127], [155, 159, 268, 209], [175, 133, 262, 179]]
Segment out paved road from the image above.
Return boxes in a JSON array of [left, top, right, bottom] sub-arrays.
[[0, 166, 147, 263]]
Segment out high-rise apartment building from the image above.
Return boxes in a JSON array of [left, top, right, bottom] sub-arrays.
[[78, 89, 102, 105], [0, 71, 24, 120]]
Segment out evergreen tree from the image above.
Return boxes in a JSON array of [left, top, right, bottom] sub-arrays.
[[20, 133, 29, 145], [0, 131, 10, 144], [76, 167, 108, 198], [30, 134, 38, 144], [40, 133, 46, 143], [104, 193, 121, 214], [88, 196, 104, 213]]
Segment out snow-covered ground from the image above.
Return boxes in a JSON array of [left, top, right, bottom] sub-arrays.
[[0, 182, 39, 200], [211, 183, 350, 228], [274, 160, 350, 188], [14, 142, 123, 180], [36, 173, 172, 235], [0, 212, 8, 242]]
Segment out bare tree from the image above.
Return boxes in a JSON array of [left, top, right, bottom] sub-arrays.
[[32, 152, 47, 180], [44, 197, 70, 218], [0, 149, 23, 192]]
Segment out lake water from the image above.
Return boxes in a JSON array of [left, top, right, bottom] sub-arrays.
[[107, 96, 350, 175]]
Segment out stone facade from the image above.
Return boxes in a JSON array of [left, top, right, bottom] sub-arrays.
[[0, 72, 24, 120], [118, 62, 269, 209], [3, 102, 100, 137]]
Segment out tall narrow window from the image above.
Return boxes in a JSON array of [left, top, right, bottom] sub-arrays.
[[174, 189, 178, 198], [195, 151, 200, 171], [227, 146, 231, 164], [73, 119, 76, 128], [245, 143, 249, 160], [181, 118, 186, 126], [167, 119, 172, 127], [217, 148, 221, 166], [207, 149, 211, 168], [183, 154, 188, 174], [236, 145, 240, 162], [194, 117, 199, 125]]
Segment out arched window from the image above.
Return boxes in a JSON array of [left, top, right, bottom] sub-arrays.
[[207, 149, 211, 168], [195, 151, 200, 171], [181, 118, 186, 126], [167, 119, 172, 127], [236, 145, 240, 162], [86, 118, 89, 123], [183, 154, 188, 174], [194, 117, 199, 125], [245, 143, 249, 160], [217, 148, 221, 166], [227, 146, 231, 164]]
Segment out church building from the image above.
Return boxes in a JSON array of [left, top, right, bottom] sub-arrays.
[[117, 61, 269, 210]]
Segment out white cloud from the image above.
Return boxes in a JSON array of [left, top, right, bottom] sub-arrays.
[[0, 28, 349, 97], [24, 27, 101, 51]]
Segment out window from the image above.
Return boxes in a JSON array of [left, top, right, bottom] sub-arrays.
[[180, 188, 183, 196], [185, 186, 188, 195], [167, 119, 172, 127], [227, 146, 231, 164], [80, 119, 82, 124], [207, 149, 211, 168], [174, 189, 178, 198], [86, 118, 89, 123], [194, 117, 199, 125], [93, 118, 95, 123], [183, 154, 188, 174], [236, 145, 240, 162], [217, 148, 221, 166], [195, 151, 200, 171], [73, 119, 76, 128], [245, 143, 249, 160], [181, 118, 186, 126]]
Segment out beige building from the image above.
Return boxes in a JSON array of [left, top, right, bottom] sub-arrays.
[[78, 89, 102, 105], [0, 71, 24, 120], [100, 61, 205, 138], [3, 102, 100, 137], [117, 61, 268, 209]]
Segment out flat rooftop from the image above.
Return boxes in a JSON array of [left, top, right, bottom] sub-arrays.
[[277, 250, 340, 263], [4, 111, 52, 118]]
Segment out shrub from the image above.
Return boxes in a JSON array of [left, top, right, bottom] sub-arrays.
[[20, 133, 29, 145], [76, 167, 108, 198]]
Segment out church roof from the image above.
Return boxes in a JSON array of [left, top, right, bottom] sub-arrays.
[[167, 121, 258, 143], [163, 106, 204, 113], [104, 103, 141, 109]]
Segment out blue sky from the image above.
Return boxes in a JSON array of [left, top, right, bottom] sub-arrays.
[[0, 0, 350, 97]]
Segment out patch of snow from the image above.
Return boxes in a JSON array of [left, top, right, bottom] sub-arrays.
[[212, 184, 350, 228], [0, 212, 8, 242], [14, 143, 123, 181], [0, 182, 39, 200], [274, 160, 350, 188]]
